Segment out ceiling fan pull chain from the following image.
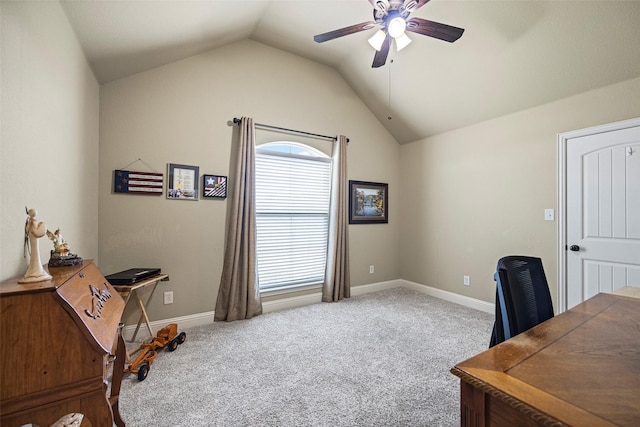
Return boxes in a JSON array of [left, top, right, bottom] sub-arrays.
[[388, 59, 394, 120]]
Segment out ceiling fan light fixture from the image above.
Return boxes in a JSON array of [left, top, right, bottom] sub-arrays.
[[395, 33, 412, 51], [387, 16, 406, 38], [368, 29, 386, 51]]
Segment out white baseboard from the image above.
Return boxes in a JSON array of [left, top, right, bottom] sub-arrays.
[[399, 279, 495, 314], [122, 311, 215, 338], [262, 292, 322, 313], [260, 279, 403, 313], [351, 279, 405, 296], [128, 278, 493, 336]]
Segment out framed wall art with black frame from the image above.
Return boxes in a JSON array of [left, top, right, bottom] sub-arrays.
[[202, 174, 227, 199], [349, 180, 388, 224], [167, 163, 199, 200]]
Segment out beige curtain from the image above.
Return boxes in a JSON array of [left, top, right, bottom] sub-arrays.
[[323, 135, 350, 302], [214, 117, 263, 321]]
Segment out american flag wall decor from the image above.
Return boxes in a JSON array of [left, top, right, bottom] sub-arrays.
[[203, 175, 227, 199], [114, 169, 163, 195]]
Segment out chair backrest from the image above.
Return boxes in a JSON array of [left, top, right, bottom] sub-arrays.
[[489, 256, 554, 347]]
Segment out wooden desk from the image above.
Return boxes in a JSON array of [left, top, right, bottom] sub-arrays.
[[0, 261, 126, 427], [451, 293, 640, 427], [111, 273, 168, 345]]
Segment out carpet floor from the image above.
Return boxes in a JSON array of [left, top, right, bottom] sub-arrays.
[[118, 287, 493, 426]]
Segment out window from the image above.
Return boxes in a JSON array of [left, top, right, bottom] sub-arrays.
[[255, 142, 332, 293]]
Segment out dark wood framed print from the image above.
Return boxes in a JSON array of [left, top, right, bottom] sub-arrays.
[[349, 180, 388, 224], [203, 175, 227, 199]]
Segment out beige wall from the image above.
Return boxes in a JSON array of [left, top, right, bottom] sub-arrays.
[[98, 39, 401, 323], [4, 0, 639, 324], [399, 76, 640, 309], [0, 1, 100, 280]]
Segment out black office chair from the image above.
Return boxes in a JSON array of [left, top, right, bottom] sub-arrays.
[[489, 256, 554, 348]]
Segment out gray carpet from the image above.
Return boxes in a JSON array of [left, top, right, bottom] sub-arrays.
[[118, 287, 493, 426]]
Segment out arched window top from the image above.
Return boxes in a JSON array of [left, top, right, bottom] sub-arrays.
[[257, 141, 329, 159]]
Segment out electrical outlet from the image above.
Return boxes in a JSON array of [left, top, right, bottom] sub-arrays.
[[463, 276, 470, 286], [164, 291, 173, 305], [369, 265, 375, 274]]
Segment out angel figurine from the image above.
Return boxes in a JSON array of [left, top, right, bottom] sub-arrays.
[[46, 225, 83, 267], [47, 228, 70, 257], [19, 207, 53, 283]]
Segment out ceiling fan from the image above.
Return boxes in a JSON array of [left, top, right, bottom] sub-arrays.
[[313, 0, 464, 68]]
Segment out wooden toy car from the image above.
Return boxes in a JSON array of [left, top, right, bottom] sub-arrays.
[[125, 323, 186, 381]]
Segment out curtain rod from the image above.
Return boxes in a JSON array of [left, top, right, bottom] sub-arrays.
[[232, 118, 348, 143]]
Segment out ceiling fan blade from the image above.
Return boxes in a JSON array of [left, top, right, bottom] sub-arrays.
[[314, 22, 376, 43], [368, 0, 390, 12], [406, 17, 464, 43], [402, 0, 432, 14], [372, 34, 392, 68]]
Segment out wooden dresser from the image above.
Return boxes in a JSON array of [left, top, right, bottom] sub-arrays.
[[1, 261, 127, 427]]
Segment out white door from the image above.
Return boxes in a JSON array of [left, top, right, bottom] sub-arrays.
[[561, 118, 640, 310]]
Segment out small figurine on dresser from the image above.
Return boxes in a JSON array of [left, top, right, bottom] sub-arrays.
[[46, 226, 83, 268], [19, 207, 53, 283]]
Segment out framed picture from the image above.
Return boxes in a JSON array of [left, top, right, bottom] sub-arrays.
[[203, 175, 227, 199], [349, 180, 388, 224], [167, 163, 199, 200]]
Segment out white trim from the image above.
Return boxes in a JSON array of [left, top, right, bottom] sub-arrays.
[[122, 311, 215, 338], [260, 282, 322, 297], [351, 279, 405, 296], [262, 292, 322, 313], [400, 279, 495, 314], [262, 279, 404, 313], [557, 117, 640, 313], [132, 279, 493, 335], [557, 131, 568, 314]]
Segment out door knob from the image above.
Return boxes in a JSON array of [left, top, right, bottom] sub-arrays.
[[569, 245, 580, 252]]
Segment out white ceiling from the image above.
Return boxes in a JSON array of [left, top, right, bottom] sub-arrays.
[[60, 0, 640, 144]]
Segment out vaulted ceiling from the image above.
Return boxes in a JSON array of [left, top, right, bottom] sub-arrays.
[[61, 0, 640, 144]]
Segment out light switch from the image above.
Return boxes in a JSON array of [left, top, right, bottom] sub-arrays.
[[544, 209, 555, 221]]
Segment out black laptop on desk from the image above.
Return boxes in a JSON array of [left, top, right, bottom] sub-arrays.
[[105, 268, 161, 285]]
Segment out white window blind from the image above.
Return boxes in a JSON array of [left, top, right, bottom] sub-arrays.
[[255, 143, 332, 291]]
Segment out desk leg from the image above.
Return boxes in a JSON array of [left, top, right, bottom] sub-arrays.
[[131, 292, 153, 341], [129, 281, 159, 342], [115, 291, 135, 344], [460, 380, 486, 427]]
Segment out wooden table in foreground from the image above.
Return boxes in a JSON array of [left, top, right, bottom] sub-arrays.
[[451, 293, 640, 427]]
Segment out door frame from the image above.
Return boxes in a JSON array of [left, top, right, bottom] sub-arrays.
[[557, 117, 640, 313]]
